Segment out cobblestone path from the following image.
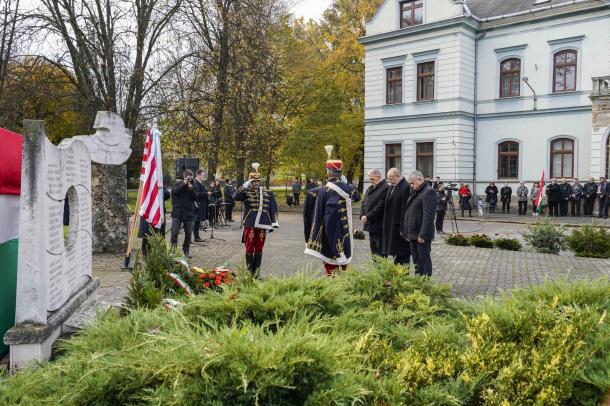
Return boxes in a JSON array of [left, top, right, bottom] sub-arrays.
[[92, 213, 610, 303]]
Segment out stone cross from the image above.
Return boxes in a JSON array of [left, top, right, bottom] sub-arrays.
[[3, 112, 131, 369]]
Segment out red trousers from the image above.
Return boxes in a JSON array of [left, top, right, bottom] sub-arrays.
[[323, 263, 348, 276], [243, 227, 266, 254]]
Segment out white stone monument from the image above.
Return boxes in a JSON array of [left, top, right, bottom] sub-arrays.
[[3, 112, 131, 369]]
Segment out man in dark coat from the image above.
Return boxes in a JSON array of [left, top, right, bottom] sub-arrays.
[[292, 178, 302, 206], [583, 177, 597, 217], [500, 183, 512, 213], [193, 169, 208, 242], [304, 151, 360, 276], [546, 179, 561, 217], [559, 179, 571, 217], [435, 183, 448, 233], [402, 170, 436, 277], [598, 177, 607, 218], [170, 169, 197, 257], [602, 180, 610, 219], [485, 182, 498, 212], [360, 168, 389, 257], [223, 179, 236, 222], [381, 167, 411, 265]]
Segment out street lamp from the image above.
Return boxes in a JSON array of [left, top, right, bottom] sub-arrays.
[[522, 77, 538, 111]]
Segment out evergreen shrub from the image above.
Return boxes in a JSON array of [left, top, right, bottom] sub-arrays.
[[567, 225, 610, 258], [467, 233, 494, 248], [522, 220, 567, 254], [2, 261, 610, 405], [493, 237, 522, 251]]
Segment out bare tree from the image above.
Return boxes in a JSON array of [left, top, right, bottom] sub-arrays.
[[0, 0, 25, 98], [37, 0, 185, 131]]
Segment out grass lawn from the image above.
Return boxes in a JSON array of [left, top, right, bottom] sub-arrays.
[[127, 190, 173, 215]]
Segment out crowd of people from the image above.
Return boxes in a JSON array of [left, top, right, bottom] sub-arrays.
[[139, 169, 239, 259], [454, 176, 610, 219]]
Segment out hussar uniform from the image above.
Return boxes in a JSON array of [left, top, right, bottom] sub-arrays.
[[233, 168, 278, 277], [303, 148, 360, 276]]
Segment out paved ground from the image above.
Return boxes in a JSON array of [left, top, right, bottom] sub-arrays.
[[92, 212, 610, 305]]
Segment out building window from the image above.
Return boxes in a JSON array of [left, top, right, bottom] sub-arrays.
[[550, 138, 574, 178], [385, 143, 402, 173], [416, 61, 434, 101], [416, 142, 433, 178], [400, 0, 423, 29], [500, 58, 521, 98], [386, 67, 402, 104], [553, 50, 577, 93], [497, 141, 519, 179]]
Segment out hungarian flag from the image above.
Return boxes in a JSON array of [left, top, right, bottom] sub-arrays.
[[138, 128, 164, 228], [535, 170, 545, 214], [0, 128, 21, 355]]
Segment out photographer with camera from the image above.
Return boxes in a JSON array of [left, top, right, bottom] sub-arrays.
[[170, 169, 197, 258]]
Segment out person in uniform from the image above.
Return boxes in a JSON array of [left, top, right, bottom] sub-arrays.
[[303, 146, 361, 276], [233, 164, 279, 277]]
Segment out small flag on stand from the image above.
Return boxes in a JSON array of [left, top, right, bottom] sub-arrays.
[[534, 170, 545, 215]]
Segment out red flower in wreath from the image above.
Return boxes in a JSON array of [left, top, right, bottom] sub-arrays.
[[204, 282, 210, 288]]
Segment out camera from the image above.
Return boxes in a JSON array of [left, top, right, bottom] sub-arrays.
[[445, 182, 458, 192]]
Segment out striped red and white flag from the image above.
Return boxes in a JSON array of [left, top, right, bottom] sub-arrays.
[[138, 128, 164, 228], [534, 170, 545, 213]]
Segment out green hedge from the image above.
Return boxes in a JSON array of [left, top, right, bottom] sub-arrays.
[[567, 225, 610, 258], [2, 261, 610, 405]]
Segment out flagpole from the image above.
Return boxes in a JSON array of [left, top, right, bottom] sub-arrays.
[[123, 180, 144, 268], [123, 128, 150, 269]]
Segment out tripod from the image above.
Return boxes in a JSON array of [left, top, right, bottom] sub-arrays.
[[207, 203, 225, 241], [446, 192, 459, 234]]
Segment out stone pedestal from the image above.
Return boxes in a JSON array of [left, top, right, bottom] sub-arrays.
[[91, 163, 129, 254], [590, 76, 610, 178]]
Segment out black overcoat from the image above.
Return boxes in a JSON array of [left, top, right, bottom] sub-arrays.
[[171, 180, 197, 221], [361, 181, 389, 234], [381, 177, 411, 257], [402, 182, 437, 242], [193, 179, 208, 222]]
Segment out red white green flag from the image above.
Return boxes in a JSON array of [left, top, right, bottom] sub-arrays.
[[534, 170, 545, 214], [0, 127, 21, 355]]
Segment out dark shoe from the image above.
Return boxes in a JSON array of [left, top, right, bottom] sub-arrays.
[[253, 253, 263, 279], [194, 237, 203, 242]]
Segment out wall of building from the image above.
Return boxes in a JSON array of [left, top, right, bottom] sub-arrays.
[[366, 0, 463, 37], [364, 115, 474, 181], [475, 110, 592, 192]]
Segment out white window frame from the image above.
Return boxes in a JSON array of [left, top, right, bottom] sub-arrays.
[[494, 44, 527, 100], [382, 55, 407, 106], [411, 49, 439, 103], [494, 138, 522, 181], [413, 139, 435, 178], [547, 36, 584, 95], [547, 135, 578, 179]]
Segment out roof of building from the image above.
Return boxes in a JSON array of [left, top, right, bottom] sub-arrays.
[[466, 0, 596, 19]]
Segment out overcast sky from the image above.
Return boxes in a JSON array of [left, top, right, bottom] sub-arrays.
[[291, 0, 333, 21]]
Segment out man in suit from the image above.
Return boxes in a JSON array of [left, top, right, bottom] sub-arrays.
[[360, 168, 389, 257], [170, 169, 197, 258], [602, 180, 610, 219], [546, 179, 561, 217], [583, 177, 597, 217], [381, 167, 411, 265], [223, 179, 236, 222], [598, 177, 607, 218], [402, 170, 436, 277], [193, 169, 208, 242]]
